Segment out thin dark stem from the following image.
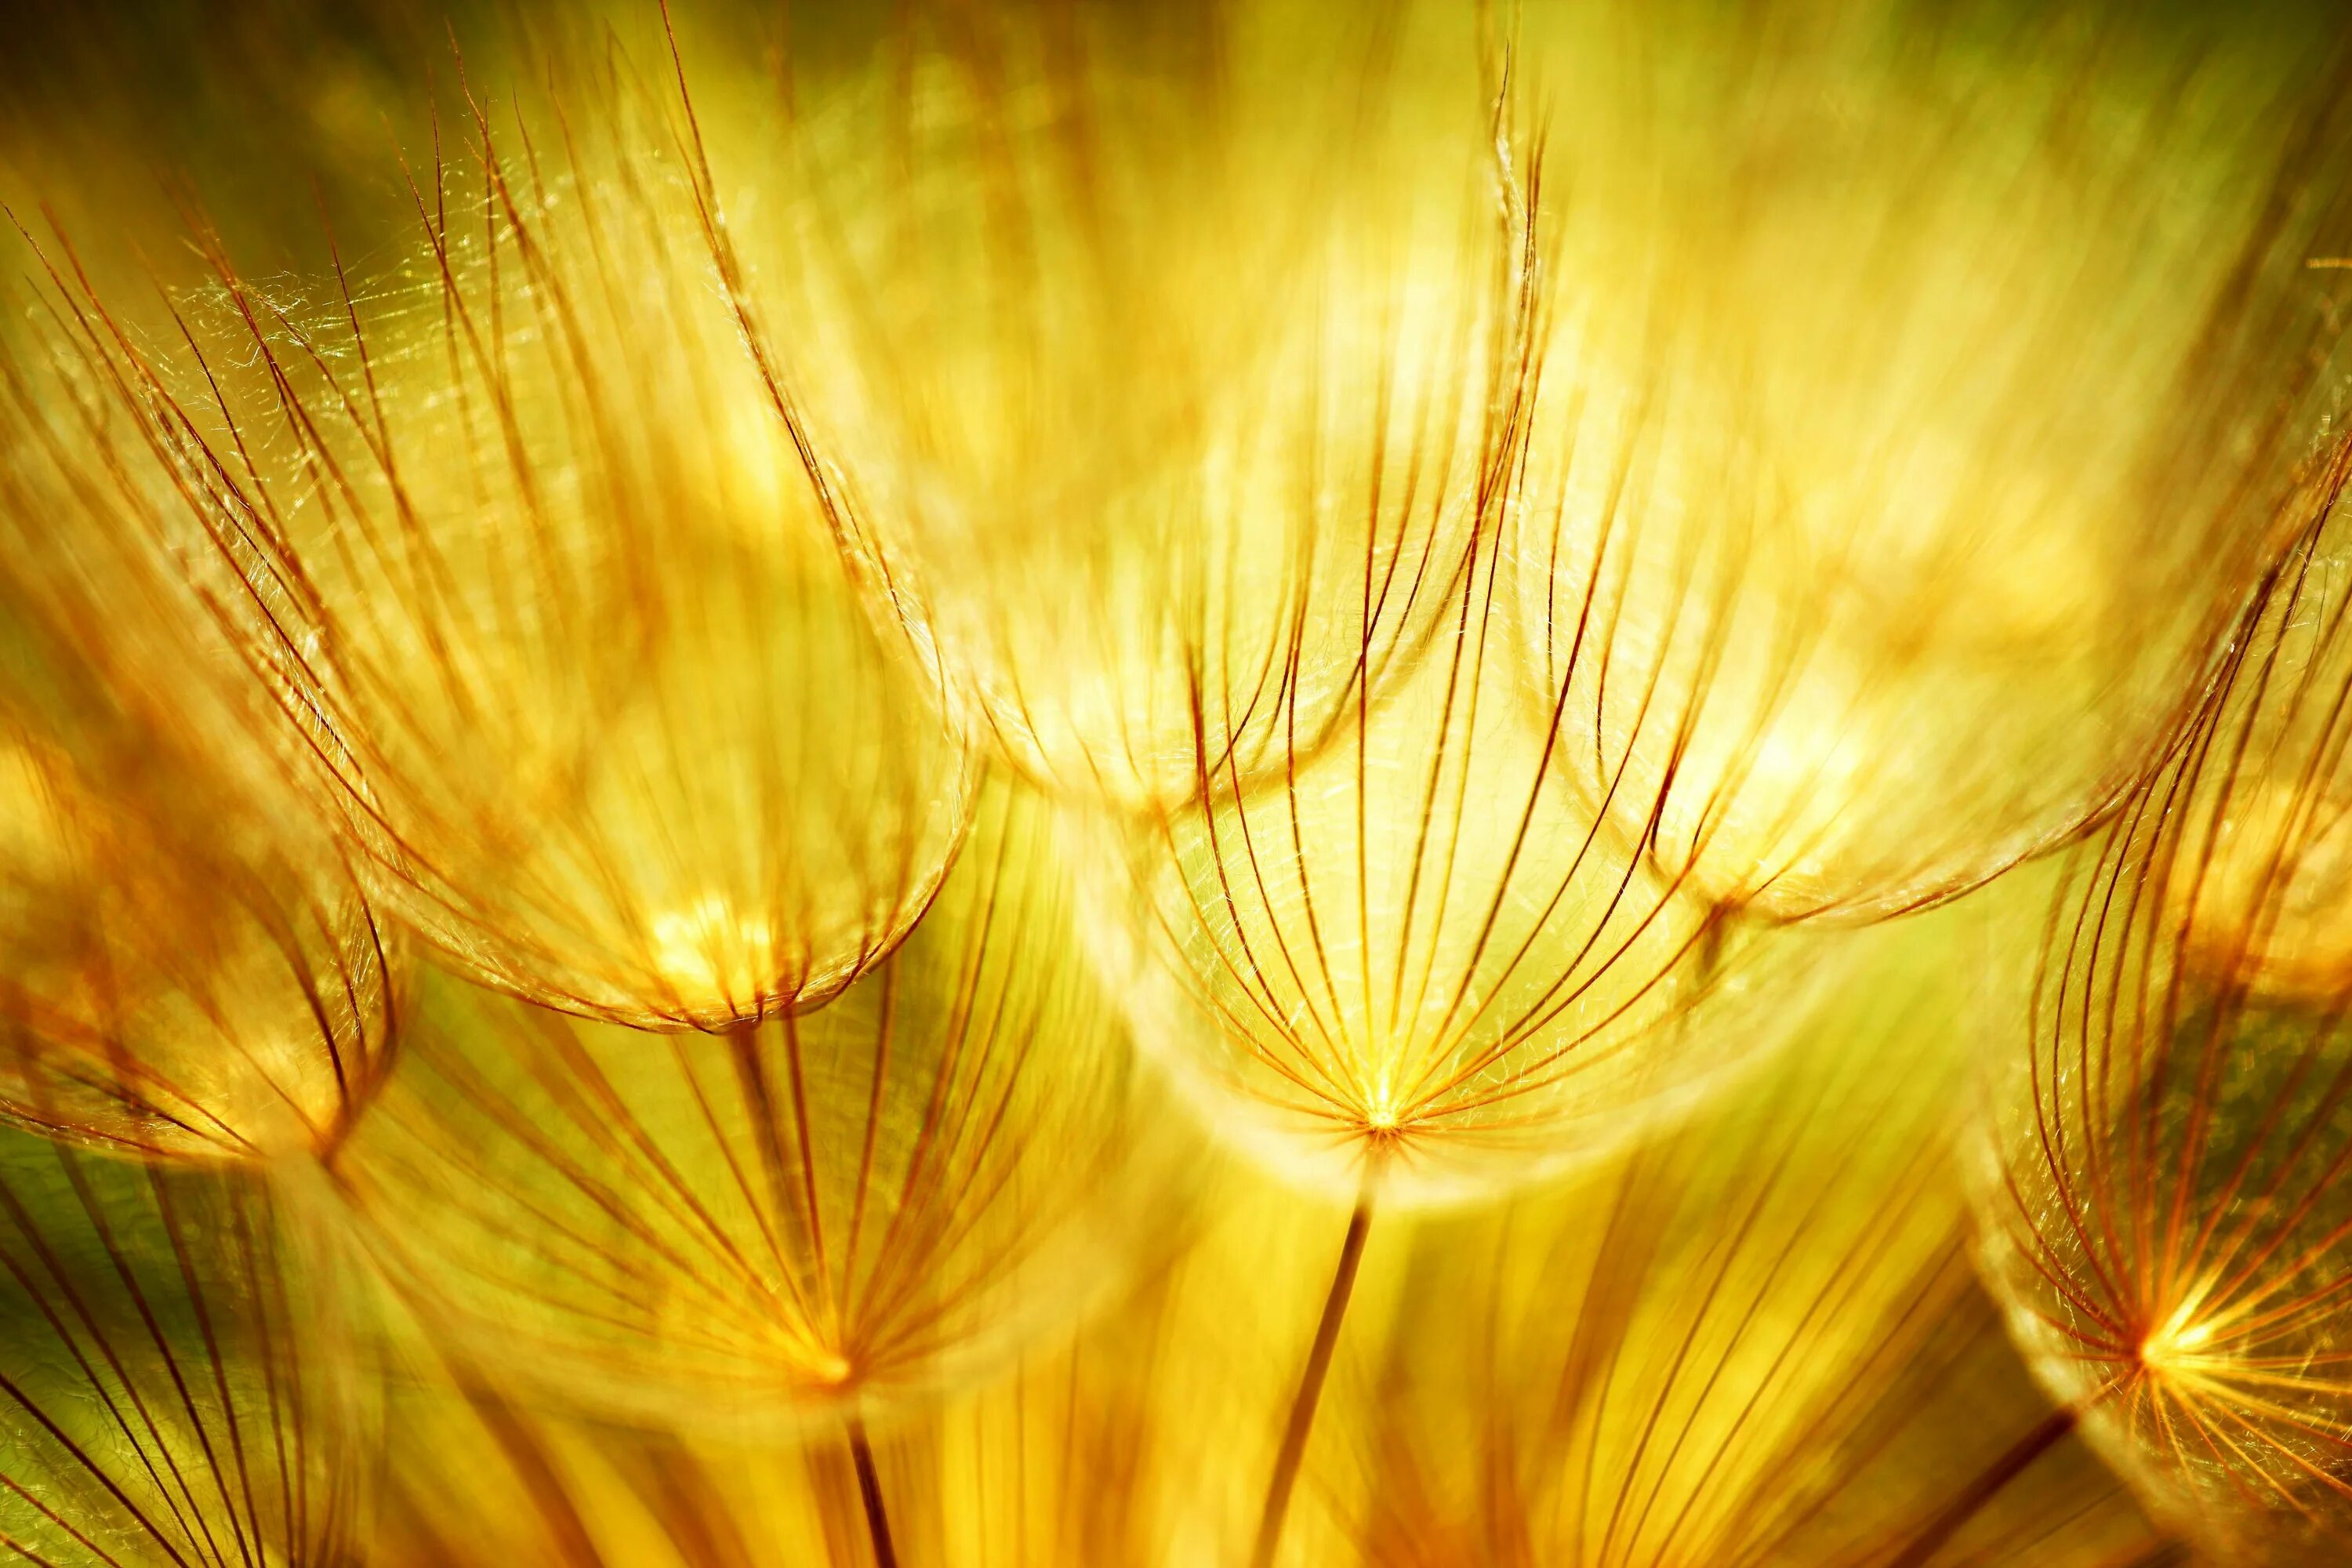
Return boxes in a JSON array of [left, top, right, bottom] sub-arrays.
[[1250, 1182, 1379, 1568], [1880, 1406, 2078, 1568], [847, 1416, 898, 1568]]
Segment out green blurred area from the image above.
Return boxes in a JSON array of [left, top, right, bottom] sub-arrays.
[[0, 0, 833, 289], [1, 0, 2342, 306]]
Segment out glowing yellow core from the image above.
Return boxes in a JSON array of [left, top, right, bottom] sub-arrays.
[[2138, 1301, 2220, 1377], [649, 896, 778, 1000]]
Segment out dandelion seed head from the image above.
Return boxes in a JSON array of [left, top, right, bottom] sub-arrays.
[[11, 0, 2352, 1559]]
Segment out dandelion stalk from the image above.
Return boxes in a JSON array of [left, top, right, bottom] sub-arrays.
[[1879, 1406, 2080, 1568], [845, 1416, 898, 1568], [1250, 1177, 1377, 1568]]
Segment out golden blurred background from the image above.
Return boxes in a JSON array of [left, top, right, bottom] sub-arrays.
[[5, 1, 2352, 1563]]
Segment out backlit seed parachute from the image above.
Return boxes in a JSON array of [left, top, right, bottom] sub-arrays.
[[1975, 439, 2352, 1564], [0, 1130, 376, 1566], [756, 0, 1523, 813], [1088, 300, 1809, 1206], [1325, 912, 2165, 1568], [58, 69, 975, 1031], [1095, 631, 1797, 1208], [336, 778, 1151, 1430], [1509, 0, 2352, 921], [0, 300, 397, 1165]]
